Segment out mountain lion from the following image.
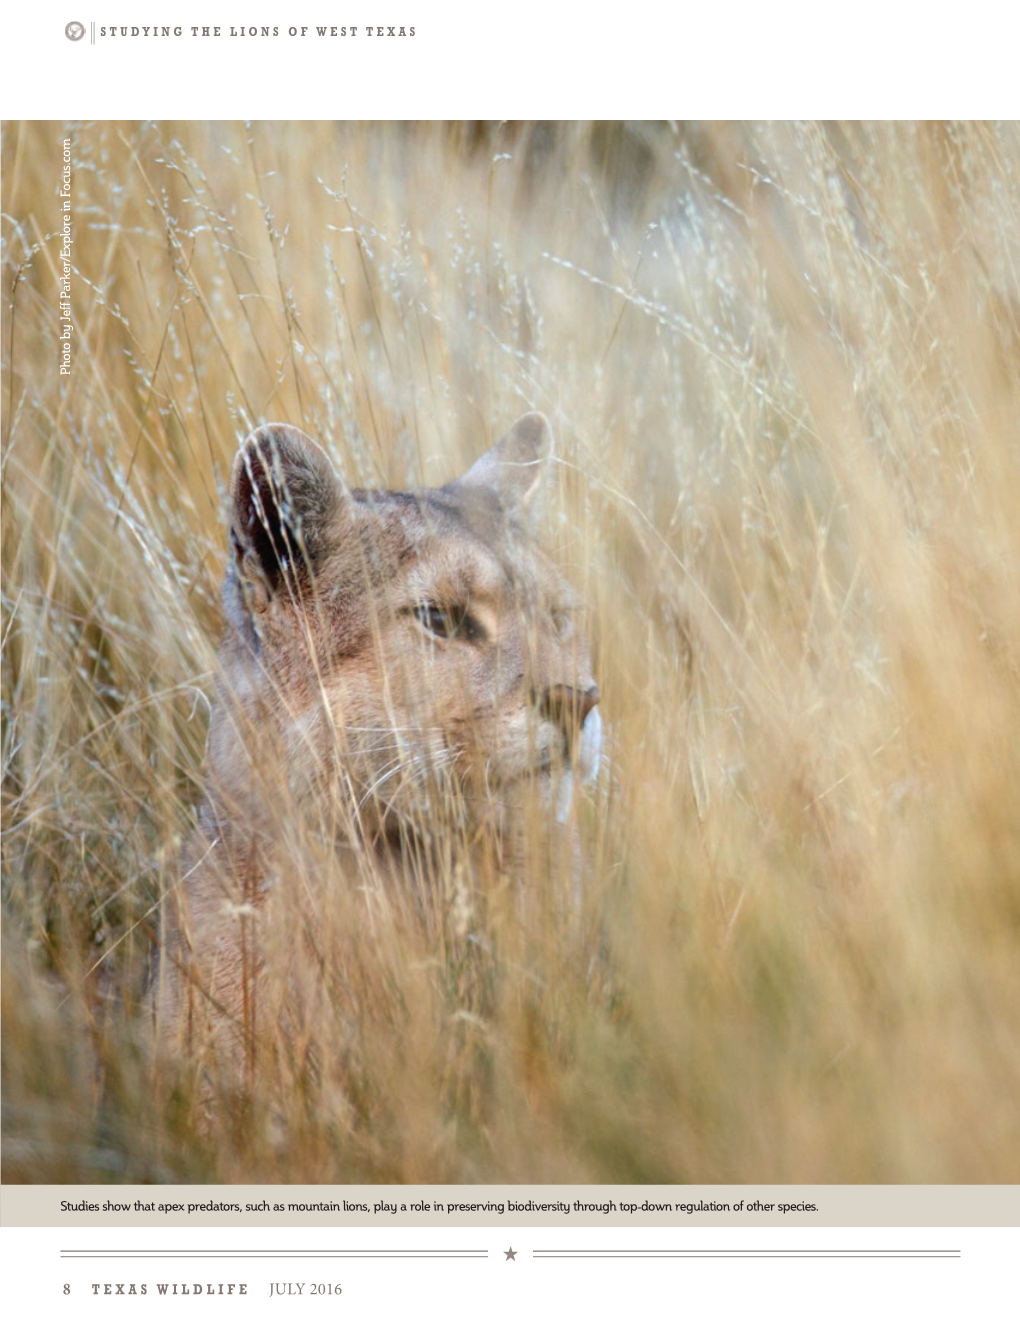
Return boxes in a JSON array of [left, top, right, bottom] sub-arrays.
[[157, 412, 601, 1074]]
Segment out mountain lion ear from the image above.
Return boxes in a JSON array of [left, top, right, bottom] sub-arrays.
[[229, 423, 346, 602], [456, 412, 553, 513]]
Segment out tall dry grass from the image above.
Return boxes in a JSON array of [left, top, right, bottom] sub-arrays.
[[2, 121, 1019, 1184]]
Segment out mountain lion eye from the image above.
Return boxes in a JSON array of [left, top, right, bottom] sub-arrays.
[[413, 602, 484, 643]]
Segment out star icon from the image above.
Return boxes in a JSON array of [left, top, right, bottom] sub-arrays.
[[504, 1246, 517, 1260]]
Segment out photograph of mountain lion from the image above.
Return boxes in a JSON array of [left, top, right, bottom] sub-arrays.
[[3, 121, 1018, 1184]]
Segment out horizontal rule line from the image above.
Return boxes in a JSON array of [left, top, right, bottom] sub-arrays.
[[60, 1252, 487, 1259], [534, 1253, 960, 1259]]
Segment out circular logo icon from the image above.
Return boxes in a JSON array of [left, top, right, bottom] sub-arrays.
[[65, 21, 86, 40]]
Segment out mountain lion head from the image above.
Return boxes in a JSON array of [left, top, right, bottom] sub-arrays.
[[209, 412, 602, 867]]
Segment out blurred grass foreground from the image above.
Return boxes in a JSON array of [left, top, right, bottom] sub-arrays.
[[2, 121, 1019, 1184]]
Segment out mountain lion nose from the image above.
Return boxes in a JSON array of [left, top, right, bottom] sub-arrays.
[[539, 684, 600, 747]]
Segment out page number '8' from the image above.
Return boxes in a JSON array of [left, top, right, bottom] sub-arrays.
[[64, 1285, 70, 1295]]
